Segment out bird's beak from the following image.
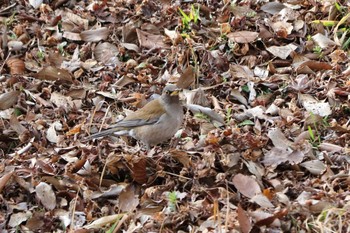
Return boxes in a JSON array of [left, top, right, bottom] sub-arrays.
[[170, 90, 180, 96]]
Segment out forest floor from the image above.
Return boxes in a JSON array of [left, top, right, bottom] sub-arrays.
[[0, 0, 350, 232]]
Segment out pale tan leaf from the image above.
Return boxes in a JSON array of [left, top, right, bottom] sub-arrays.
[[136, 29, 169, 49], [300, 160, 326, 175], [227, 31, 258, 43], [94, 42, 120, 65], [232, 173, 261, 198], [266, 44, 297, 59], [119, 184, 139, 212], [84, 214, 124, 229], [35, 182, 56, 210], [80, 27, 109, 42]]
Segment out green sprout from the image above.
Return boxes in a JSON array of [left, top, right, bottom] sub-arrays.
[[57, 41, 67, 55], [238, 120, 254, 127], [37, 50, 45, 61], [106, 214, 123, 233], [307, 125, 321, 148], [312, 45, 323, 58], [194, 113, 210, 122], [178, 4, 200, 31], [226, 107, 232, 124], [168, 191, 178, 212], [241, 85, 249, 93]]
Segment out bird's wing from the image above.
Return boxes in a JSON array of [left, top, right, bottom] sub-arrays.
[[85, 99, 166, 140], [114, 99, 166, 128]]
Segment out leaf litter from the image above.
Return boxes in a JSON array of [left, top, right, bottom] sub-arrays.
[[0, 0, 350, 232]]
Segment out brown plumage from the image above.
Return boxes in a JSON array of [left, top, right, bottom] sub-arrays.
[[87, 85, 184, 149]]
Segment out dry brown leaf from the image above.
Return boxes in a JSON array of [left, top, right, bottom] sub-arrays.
[[177, 65, 195, 89], [0, 91, 20, 110], [8, 212, 32, 228], [84, 214, 125, 229], [34, 66, 73, 83], [169, 149, 191, 168], [119, 184, 139, 212], [6, 57, 25, 75], [94, 42, 120, 65], [300, 160, 326, 175], [227, 31, 258, 43], [120, 42, 140, 52], [63, 31, 82, 41], [115, 75, 136, 88], [255, 209, 288, 227], [232, 173, 261, 198], [80, 27, 109, 42], [132, 158, 148, 184], [136, 29, 169, 49], [9, 114, 26, 135], [261, 2, 286, 14], [0, 171, 14, 193], [164, 28, 183, 45], [237, 204, 252, 233]]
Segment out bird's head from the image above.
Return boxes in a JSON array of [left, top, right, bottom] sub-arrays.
[[162, 84, 181, 103]]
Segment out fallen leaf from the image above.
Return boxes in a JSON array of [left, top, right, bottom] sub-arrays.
[[237, 204, 252, 233], [227, 31, 259, 43], [232, 173, 261, 198], [35, 182, 56, 210], [34, 66, 73, 83], [119, 184, 139, 212], [300, 160, 326, 175], [6, 58, 25, 75], [136, 29, 168, 49], [80, 27, 109, 42], [0, 91, 20, 110]]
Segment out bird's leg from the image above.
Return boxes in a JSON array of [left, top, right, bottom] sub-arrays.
[[146, 146, 158, 157], [169, 137, 180, 148]]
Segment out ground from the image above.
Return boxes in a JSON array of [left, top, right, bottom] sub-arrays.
[[0, 0, 350, 232]]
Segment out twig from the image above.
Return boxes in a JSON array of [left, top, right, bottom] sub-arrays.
[[0, 3, 17, 15], [162, 171, 192, 180]]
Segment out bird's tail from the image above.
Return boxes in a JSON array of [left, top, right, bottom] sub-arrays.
[[85, 127, 129, 140]]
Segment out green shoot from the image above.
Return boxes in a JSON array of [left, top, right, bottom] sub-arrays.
[[105, 215, 123, 233], [241, 85, 249, 93], [226, 107, 232, 123], [341, 31, 350, 50], [190, 4, 200, 24], [307, 125, 315, 142], [178, 4, 200, 31], [322, 116, 329, 127], [178, 8, 191, 30], [57, 41, 67, 55], [37, 50, 45, 61], [194, 113, 210, 121], [168, 191, 178, 211], [312, 45, 323, 58], [238, 120, 254, 127]]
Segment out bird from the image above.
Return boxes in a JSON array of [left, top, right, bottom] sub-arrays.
[[87, 84, 184, 149]]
